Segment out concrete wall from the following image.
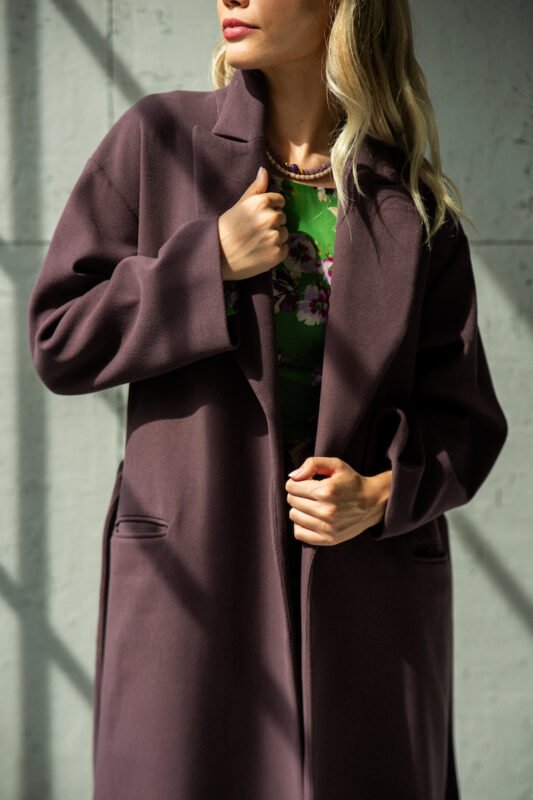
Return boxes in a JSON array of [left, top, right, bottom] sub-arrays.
[[0, 1, 531, 797]]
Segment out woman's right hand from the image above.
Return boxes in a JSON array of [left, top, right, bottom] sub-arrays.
[[217, 166, 289, 281]]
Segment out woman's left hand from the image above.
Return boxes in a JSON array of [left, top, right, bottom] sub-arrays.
[[284, 457, 393, 546]]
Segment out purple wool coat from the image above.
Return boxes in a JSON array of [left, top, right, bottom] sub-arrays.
[[28, 67, 508, 800]]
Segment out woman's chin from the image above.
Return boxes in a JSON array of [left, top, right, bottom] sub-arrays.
[[224, 48, 266, 72]]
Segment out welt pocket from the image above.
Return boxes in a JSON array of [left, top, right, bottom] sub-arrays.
[[113, 514, 169, 539], [411, 543, 448, 563], [408, 526, 448, 563]]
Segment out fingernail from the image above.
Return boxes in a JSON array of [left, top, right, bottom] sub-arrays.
[[288, 468, 301, 477]]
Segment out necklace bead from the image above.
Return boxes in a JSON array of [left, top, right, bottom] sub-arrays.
[[265, 140, 333, 182]]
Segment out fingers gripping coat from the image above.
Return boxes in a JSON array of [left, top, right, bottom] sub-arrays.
[[27, 67, 508, 800]]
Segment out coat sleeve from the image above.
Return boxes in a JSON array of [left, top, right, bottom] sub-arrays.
[[28, 104, 241, 396], [367, 213, 508, 540]]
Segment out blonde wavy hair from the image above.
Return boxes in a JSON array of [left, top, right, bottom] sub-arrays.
[[210, 0, 475, 249]]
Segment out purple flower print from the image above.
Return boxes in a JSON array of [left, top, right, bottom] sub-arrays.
[[285, 232, 318, 275], [296, 284, 330, 325], [318, 256, 334, 287], [272, 267, 299, 313]]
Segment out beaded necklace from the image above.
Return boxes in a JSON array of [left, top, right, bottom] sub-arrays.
[[265, 139, 333, 182]]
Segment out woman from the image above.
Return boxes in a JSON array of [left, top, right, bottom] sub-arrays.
[[27, 0, 508, 798]]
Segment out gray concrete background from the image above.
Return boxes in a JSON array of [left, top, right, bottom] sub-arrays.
[[0, 1, 531, 798]]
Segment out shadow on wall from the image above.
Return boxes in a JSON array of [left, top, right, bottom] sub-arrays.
[[1, 0, 528, 798], [1, 1, 144, 797]]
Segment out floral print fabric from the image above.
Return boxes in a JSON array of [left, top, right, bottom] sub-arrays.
[[224, 173, 338, 471]]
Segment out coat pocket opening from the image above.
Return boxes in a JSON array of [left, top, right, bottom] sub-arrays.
[[113, 514, 169, 539], [408, 523, 449, 563], [411, 543, 449, 563]]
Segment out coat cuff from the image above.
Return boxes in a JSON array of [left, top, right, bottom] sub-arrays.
[[28, 159, 242, 394], [365, 400, 507, 541]]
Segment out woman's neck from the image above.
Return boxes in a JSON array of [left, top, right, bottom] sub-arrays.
[[261, 63, 341, 179]]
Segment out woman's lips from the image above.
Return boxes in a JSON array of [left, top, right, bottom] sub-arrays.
[[223, 26, 258, 39]]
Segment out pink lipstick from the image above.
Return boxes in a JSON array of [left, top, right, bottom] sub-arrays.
[[224, 26, 257, 38], [223, 18, 259, 39]]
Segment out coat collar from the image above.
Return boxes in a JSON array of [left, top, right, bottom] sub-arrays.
[[192, 67, 423, 467]]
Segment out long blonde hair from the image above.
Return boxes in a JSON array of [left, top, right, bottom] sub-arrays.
[[210, 0, 475, 249]]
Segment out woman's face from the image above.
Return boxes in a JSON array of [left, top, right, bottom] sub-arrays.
[[216, 0, 331, 72]]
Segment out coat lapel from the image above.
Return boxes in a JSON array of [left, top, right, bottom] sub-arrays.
[[313, 177, 423, 460], [192, 68, 423, 465], [192, 69, 280, 438]]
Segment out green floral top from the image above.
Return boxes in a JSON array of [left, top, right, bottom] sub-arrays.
[[224, 173, 338, 471]]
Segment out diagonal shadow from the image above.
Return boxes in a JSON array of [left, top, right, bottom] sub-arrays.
[[5, 1, 52, 796], [450, 509, 533, 634], [2, 0, 146, 796], [50, 0, 144, 109], [0, 565, 93, 702], [0, 238, 96, 713]]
